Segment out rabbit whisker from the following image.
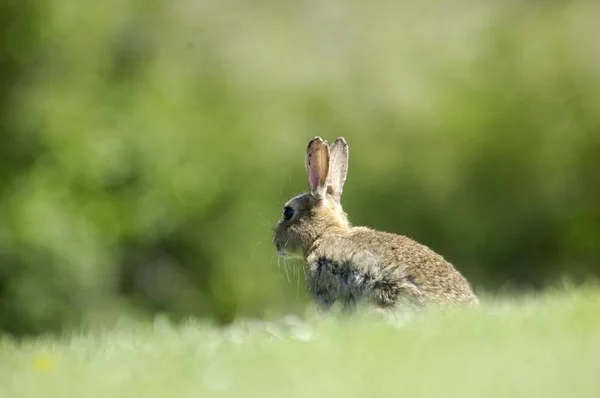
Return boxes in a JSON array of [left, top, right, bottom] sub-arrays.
[[271, 251, 279, 273], [283, 257, 291, 284], [296, 261, 301, 300], [250, 237, 269, 259], [256, 212, 273, 229]]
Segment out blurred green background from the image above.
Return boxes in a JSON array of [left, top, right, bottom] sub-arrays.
[[1, 0, 599, 336]]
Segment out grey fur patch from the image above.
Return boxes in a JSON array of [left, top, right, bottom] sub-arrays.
[[406, 275, 421, 289], [312, 256, 370, 308]]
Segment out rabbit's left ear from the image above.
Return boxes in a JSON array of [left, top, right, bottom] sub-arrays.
[[306, 136, 330, 200], [327, 137, 348, 203]]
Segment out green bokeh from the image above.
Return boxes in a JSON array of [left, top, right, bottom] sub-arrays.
[[1, 0, 599, 335]]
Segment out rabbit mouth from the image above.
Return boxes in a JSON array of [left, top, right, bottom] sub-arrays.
[[273, 239, 286, 256], [276, 246, 304, 259], [275, 243, 289, 257], [275, 243, 298, 258], [273, 236, 303, 258]]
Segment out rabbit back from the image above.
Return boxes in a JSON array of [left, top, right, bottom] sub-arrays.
[[305, 227, 478, 310]]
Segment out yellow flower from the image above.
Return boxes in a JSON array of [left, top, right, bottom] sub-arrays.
[[34, 356, 54, 373]]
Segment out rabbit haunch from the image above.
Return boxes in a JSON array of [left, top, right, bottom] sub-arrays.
[[273, 137, 478, 311]]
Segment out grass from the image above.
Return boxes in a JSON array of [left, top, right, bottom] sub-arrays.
[[1, 288, 599, 398]]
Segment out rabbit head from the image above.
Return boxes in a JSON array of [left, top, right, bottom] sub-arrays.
[[273, 137, 350, 257]]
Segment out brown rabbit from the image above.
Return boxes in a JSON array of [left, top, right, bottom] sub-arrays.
[[273, 136, 478, 312]]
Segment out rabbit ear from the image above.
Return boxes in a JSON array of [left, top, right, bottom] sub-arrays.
[[306, 136, 330, 200], [327, 137, 348, 203]]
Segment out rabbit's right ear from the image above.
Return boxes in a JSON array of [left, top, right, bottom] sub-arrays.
[[327, 137, 348, 203], [306, 136, 330, 200]]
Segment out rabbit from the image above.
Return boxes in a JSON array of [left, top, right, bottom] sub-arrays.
[[273, 136, 478, 313]]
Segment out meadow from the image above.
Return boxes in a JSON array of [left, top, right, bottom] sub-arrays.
[[2, 287, 600, 398]]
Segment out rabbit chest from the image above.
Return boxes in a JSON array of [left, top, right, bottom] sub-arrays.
[[305, 250, 386, 309]]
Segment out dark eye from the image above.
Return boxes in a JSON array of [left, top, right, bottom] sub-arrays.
[[283, 206, 294, 221]]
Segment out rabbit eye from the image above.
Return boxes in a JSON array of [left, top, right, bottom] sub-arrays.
[[283, 206, 294, 221]]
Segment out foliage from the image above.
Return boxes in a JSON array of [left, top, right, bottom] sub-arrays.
[[1, 0, 599, 335]]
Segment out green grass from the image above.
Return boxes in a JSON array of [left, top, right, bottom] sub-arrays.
[[1, 288, 600, 398]]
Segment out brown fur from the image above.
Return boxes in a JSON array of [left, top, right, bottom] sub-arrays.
[[273, 137, 478, 312]]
